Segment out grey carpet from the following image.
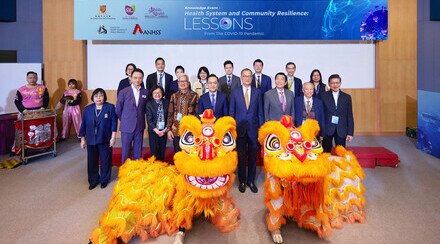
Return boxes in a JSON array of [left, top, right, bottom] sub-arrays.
[[0, 136, 439, 244]]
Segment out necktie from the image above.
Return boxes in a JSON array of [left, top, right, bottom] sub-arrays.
[[245, 88, 250, 110], [211, 93, 216, 111], [280, 91, 286, 112], [159, 73, 164, 87], [227, 76, 231, 87], [257, 75, 261, 88], [306, 100, 311, 113]]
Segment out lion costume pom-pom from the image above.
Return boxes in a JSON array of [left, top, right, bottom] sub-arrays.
[[258, 116, 366, 243], [90, 109, 240, 243]]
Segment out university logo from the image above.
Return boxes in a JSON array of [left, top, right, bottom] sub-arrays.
[[91, 5, 115, 19], [99, 5, 107, 14]]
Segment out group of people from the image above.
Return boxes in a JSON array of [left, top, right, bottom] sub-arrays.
[[14, 57, 354, 192]]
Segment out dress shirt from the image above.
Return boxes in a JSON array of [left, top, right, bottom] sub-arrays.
[[131, 84, 141, 107], [157, 71, 165, 90], [332, 91, 339, 108]]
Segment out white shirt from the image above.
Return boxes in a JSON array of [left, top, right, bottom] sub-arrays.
[[156, 71, 165, 90], [332, 91, 339, 108], [131, 84, 141, 107]]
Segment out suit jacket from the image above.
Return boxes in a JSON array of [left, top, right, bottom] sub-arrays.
[[321, 90, 354, 138], [219, 74, 241, 100], [229, 86, 264, 139], [146, 72, 174, 99], [117, 77, 145, 96], [252, 73, 272, 95], [264, 88, 294, 122], [79, 102, 117, 145], [145, 98, 169, 132], [294, 96, 325, 136], [116, 86, 148, 133], [284, 76, 303, 97], [168, 79, 179, 96], [198, 91, 228, 119], [311, 82, 327, 99]]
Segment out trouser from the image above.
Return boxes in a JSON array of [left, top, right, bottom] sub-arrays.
[[61, 105, 81, 139], [148, 130, 167, 161], [322, 130, 346, 153], [121, 129, 144, 164], [236, 131, 257, 184], [87, 143, 112, 185], [173, 136, 181, 153]]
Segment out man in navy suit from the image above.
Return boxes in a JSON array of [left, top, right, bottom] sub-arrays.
[[284, 62, 303, 97], [219, 60, 241, 101], [252, 59, 272, 95], [146, 57, 174, 99], [116, 68, 149, 163], [198, 74, 228, 118], [294, 82, 325, 138], [320, 74, 354, 152], [230, 68, 264, 193]]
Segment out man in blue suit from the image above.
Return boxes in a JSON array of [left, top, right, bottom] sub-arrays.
[[284, 62, 303, 97], [230, 68, 264, 193], [294, 82, 325, 138], [198, 74, 228, 118], [116, 68, 149, 164], [252, 59, 272, 95], [320, 74, 354, 152]]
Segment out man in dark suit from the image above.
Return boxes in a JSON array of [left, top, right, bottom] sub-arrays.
[[294, 82, 325, 138], [198, 74, 228, 118], [252, 59, 272, 95], [284, 62, 303, 97], [219, 60, 240, 101], [230, 68, 264, 193], [320, 74, 354, 152], [116, 68, 149, 163], [264, 72, 294, 122], [146, 57, 174, 99]]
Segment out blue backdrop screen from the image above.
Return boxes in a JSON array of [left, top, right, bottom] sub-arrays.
[[74, 0, 388, 40]]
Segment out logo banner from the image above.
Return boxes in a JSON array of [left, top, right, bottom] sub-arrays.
[[74, 0, 388, 41]]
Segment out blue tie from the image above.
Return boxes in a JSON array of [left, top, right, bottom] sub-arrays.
[[227, 76, 231, 87], [211, 93, 216, 111], [159, 73, 164, 87]]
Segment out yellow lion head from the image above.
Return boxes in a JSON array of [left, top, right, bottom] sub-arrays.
[[258, 116, 332, 183], [174, 109, 238, 198]]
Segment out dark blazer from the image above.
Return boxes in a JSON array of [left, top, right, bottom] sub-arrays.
[[294, 96, 325, 136], [116, 86, 148, 133], [117, 77, 145, 96], [321, 91, 354, 138], [146, 72, 174, 99], [219, 74, 240, 100], [198, 91, 228, 119], [252, 73, 272, 95], [145, 98, 169, 132], [229, 86, 264, 139], [169, 79, 179, 96], [284, 76, 303, 97], [79, 102, 117, 145], [264, 88, 294, 122], [311, 82, 327, 99]]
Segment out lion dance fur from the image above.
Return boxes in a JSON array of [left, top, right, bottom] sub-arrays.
[[90, 110, 240, 243], [258, 116, 366, 239]]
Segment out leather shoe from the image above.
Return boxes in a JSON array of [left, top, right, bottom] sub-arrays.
[[238, 182, 246, 193], [101, 182, 108, 189], [247, 182, 258, 193], [89, 183, 98, 190]]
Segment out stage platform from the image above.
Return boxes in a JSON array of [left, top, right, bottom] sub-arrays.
[[111, 146, 399, 169]]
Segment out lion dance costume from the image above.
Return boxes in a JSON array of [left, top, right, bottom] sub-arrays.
[[90, 110, 240, 243], [258, 116, 365, 242]]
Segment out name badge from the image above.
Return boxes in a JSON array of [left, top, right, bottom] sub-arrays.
[[157, 122, 165, 130], [331, 115, 339, 125], [142, 95, 147, 98], [176, 113, 183, 121], [104, 113, 108, 118]]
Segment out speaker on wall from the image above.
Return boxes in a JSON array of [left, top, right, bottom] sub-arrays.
[[0, 0, 16, 22], [432, 0, 440, 21]]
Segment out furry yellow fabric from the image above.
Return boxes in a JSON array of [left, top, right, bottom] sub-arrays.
[[90, 111, 240, 243], [259, 118, 366, 238]]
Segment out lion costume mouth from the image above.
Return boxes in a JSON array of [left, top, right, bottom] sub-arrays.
[[185, 174, 230, 190]]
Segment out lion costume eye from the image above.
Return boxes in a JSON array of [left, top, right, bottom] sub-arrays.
[[181, 131, 195, 146], [265, 134, 282, 152], [222, 132, 234, 147]]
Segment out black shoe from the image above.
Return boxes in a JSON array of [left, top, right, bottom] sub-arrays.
[[247, 182, 258, 193], [238, 182, 246, 193], [89, 183, 98, 190], [101, 182, 108, 189]]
